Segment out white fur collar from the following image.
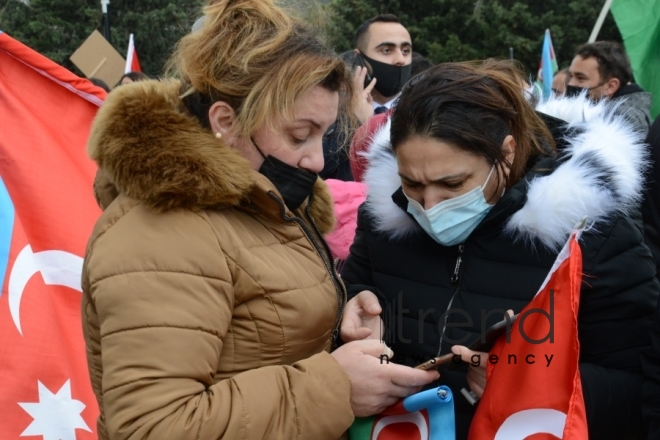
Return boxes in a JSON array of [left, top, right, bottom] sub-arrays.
[[361, 94, 648, 250]]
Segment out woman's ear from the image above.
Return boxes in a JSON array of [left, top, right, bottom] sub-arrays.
[[209, 101, 238, 145], [502, 135, 516, 164]]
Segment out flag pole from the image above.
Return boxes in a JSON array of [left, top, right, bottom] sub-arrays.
[[101, 0, 111, 44], [588, 0, 614, 42]]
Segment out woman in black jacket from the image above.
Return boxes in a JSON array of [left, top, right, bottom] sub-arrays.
[[339, 62, 658, 439]]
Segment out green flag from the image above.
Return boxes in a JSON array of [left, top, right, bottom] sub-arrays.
[[611, 0, 660, 119]]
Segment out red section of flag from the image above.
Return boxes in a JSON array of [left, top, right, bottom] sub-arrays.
[[130, 49, 141, 73], [125, 33, 142, 73], [468, 233, 588, 439], [0, 32, 103, 438]]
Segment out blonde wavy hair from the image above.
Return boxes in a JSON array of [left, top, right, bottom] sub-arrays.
[[168, 0, 354, 140]]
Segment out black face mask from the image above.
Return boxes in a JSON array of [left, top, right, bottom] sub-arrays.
[[565, 84, 604, 100], [565, 85, 588, 98], [360, 53, 412, 98], [253, 139, 317, 212]]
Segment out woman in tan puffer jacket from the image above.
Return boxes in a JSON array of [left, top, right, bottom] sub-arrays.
[[81, 1, 437, 439]]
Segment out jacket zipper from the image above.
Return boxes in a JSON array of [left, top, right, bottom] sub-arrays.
[[266, 192, 347, 350], [450, 245, 464, 284], [438, 245, 464, 356]]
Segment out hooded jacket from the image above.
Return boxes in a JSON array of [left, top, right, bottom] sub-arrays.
[[82, 80, 353, 439], [611, 83, 652, 135], [340, 95, 658, 439]]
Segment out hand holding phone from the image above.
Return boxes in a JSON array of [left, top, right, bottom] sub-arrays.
[[446, 312, 518, 371], [351, 61, 377, 124]]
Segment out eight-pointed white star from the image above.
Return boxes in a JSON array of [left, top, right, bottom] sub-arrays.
[[18, 380, 91, 440]]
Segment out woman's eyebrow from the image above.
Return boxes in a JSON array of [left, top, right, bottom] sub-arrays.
[[294, 118, 321, 129]]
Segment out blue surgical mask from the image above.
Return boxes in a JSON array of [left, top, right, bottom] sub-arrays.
[[405, 166, 496, 246]]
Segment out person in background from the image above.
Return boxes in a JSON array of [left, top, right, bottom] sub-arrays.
[[551, 68, 569, 95], [411, 52, 434, 78], [115, 71, 149, 87], [90, 77, 111, 93], [82, 0, 438, 438], [568, 41, 651, 134], [323, 51, 436, 255], [340, 61, 657, 440], [354, 14, 412, 114]]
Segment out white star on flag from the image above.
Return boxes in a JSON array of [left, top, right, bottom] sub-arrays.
[[18, 380, 91, 440]]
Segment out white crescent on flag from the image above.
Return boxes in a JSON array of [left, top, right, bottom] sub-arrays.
[[372, 412, 429, 440], [8, 244, 84, 335], [494, 408, 567, 439]]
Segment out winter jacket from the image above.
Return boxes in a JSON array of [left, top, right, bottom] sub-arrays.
[[324, 179, 367, 260], [320, 121, 354, 181], [641, 117, 660, 437], [349, 112, 390, 182], [341, 95, 658, 440], [643, 117, 660, 275], [612, 83, 652, 136], [81, 80, 353, 440]]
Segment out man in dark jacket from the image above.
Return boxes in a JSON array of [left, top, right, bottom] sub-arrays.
[[567, 41, 651, 135]]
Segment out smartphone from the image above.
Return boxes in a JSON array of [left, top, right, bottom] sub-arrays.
[[352, 54, 373, 88], [414, 352, 456, 370], [445, 313, 518, 371]]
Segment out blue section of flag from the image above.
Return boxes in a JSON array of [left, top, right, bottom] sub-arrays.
[[403, 386, 455, 440], [0, 177, 15, 297], [541, 29, 554, 100]]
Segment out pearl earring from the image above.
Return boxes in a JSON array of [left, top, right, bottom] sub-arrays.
[[215, 132, 222, 139]]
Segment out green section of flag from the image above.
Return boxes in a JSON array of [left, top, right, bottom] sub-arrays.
[[348, 416, 375, 439], [611, 0, 660, 119]]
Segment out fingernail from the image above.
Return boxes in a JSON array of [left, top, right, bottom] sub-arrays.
[[381, 344, 394, 358]]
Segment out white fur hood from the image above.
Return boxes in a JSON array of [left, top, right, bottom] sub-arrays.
[[361, 94, 648, 251]]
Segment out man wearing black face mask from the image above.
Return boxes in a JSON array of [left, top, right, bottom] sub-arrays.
[[567, 41, 651, 135], [353, 14, 413, 111], [341, 15, 414, 182]]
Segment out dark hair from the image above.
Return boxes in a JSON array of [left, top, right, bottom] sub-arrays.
[[89, 77, 111, 93], [355, 14, 401, 51], [411, 52, 434, 77], [115, 71, 150, 87], [574, 41, 632, 86], [391, 61, 555, 188]]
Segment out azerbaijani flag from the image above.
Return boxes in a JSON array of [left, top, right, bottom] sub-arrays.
[[349, 386, 455, 440], [536, 29, 559, 100], [0, 31, 103, 438], [611, 0, 660, 118]]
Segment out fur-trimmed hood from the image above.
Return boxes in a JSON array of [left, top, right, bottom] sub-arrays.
[[87, 79, 335, 234], [361, 94, 648, 251]]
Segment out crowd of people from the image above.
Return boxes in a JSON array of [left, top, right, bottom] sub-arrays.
[[81, 0, 660, 438]]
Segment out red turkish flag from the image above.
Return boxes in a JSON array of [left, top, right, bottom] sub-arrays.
[[468, 231, 588, 439], [125, 33, 141, 73], [0, 32, 103, 438]]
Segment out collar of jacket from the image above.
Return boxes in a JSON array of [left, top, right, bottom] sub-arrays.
[[362, 94, 648, 251], [612, 83, 646, 99], [87, 79, 335, 234]]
